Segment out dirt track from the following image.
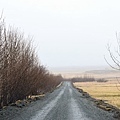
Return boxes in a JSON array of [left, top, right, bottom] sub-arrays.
[[0, 82, 116, 120]]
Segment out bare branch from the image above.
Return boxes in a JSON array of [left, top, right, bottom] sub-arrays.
[[104, 56, 120, 70]]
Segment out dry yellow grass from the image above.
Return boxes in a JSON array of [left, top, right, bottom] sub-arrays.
[[74, 81, 120, 108]]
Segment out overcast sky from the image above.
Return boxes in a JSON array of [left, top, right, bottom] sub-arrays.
[[0, 0, 120, 68]]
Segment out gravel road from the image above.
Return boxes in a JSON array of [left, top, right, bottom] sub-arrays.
[[0, 81, 115, 120]]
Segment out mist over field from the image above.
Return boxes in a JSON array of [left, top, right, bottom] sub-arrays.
[[49, 65, 120, 79], [49, 65, 110, 73]]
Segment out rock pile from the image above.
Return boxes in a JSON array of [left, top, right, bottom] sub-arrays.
[[10, 94, 45, 108]]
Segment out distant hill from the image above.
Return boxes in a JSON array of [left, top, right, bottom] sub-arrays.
[[49, 66, 111, 73], [85, 70, 119, 74]]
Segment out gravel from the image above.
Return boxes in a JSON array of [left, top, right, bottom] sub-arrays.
[[0, 81, 117, 120]]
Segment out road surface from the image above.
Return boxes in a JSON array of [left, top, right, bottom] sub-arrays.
[[1, 82, 115, 120]]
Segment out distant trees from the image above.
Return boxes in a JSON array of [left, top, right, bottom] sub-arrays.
[[71, 75, 95, 82], [71, 76, 107, 83], [0, 18, 62, 108]]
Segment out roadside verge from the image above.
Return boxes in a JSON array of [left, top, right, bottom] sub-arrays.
[[73, 83, 120, 119]]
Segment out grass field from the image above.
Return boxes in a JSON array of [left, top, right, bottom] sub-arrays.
[[74, 80, 120, 108]]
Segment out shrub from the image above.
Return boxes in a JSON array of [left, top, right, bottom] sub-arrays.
[[0, 18, 62, 108]]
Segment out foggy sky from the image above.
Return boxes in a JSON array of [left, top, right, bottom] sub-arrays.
[[0, 0, 120, 68]]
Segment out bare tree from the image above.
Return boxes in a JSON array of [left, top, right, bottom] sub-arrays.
[[0, 17, 62, 108], [105, 33, 120, 91]]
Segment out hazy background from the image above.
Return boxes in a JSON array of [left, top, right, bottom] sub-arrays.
[[1, 0, 120, 71]]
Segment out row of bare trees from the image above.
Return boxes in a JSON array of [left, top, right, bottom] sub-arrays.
[[0, 19, 62, 108], [71, 75, 95, 82]]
